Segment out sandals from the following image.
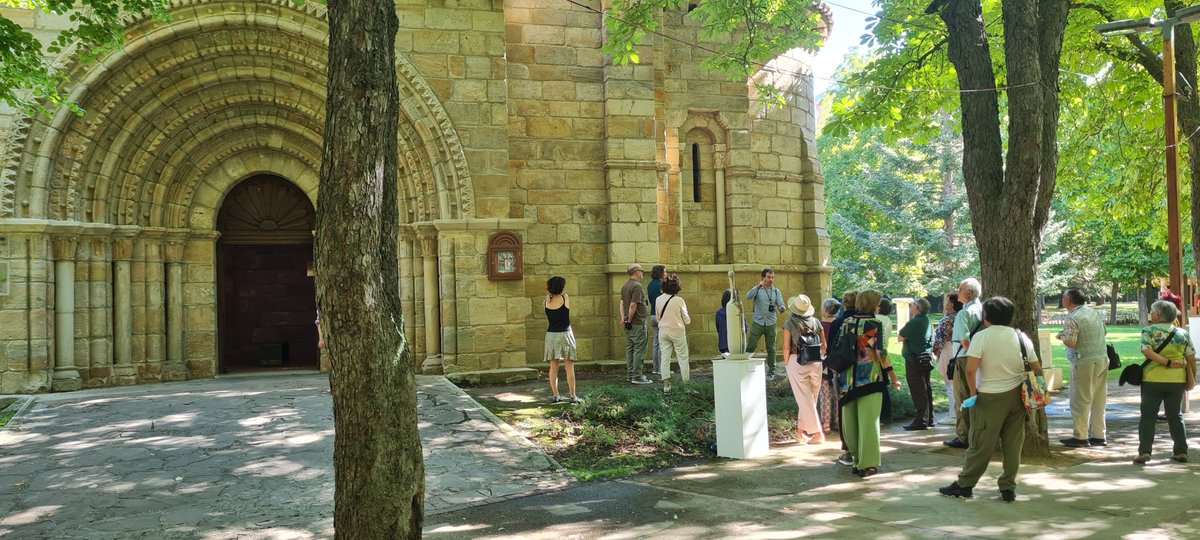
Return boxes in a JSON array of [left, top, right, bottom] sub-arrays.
[[852, 467, 878, 478], [1133, 453, 1151, 464], [1173, 453, 1189, 463]]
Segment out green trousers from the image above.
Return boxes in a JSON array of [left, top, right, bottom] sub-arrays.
[[958, 386, 1026, 491], [1139, 381, 1188, 455], [746, 322, 778, 374], [842, 392, 883, 469]]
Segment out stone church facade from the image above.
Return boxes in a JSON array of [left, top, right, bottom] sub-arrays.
[[0, 0, 831, 393]]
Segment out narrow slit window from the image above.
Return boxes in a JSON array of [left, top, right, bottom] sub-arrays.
[[691, 143, 701, 203]]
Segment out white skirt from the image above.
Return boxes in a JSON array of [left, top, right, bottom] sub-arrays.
[[544, 328, 577, 361]]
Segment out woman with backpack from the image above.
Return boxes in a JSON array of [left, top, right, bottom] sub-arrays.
[[835, 289, 902, 478], [784, 294, 826, 444]]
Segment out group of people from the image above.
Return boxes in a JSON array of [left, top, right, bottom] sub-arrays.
[[541, 264, 697, 402], [539, 267, 1197, 501]]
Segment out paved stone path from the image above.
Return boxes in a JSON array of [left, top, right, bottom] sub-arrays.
[[0, 374, 570, 539]]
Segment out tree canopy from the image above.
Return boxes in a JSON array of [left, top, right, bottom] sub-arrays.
[[0, 0, 172, 114]]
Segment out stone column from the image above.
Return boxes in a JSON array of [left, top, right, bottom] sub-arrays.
[[51, 235, 82, 391], [87, 238, 112, 385], [163, 240, 186, 381], [418, 228, 440, 359], [398, 227, 418, 356], [714, 149, 728, 260], [111, 238, 135, 384], [140, 238, 165, 381]]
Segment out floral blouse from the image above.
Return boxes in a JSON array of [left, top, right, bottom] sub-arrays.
[[932, 311, 956, 357]]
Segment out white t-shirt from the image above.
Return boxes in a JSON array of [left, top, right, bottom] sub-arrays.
[[965, 325, 1038, 394]]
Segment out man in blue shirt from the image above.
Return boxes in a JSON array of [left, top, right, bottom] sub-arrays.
[[745, 268, 786, 379], [945, 277, 983, 449]]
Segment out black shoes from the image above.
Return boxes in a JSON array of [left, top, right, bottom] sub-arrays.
[[1088, 438, 1107, 447], [903, 422, 930, 431], [939, 482, 974, 498], [1000, 489, 1016, 502], [1060, 437, 1090, 448], [943, 437, 969, 449]]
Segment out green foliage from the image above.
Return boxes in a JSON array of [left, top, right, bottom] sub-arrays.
[[819, 98, 978, 297], [1, 1, 172, 114], [0, 397, 19, 429], [601, 0, 826, 104], [821, 0, 1186, 302], [1, 0, 313, 114]]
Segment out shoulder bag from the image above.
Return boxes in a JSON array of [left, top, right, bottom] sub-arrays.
[[1119, 328, 1177, 387], [1017, 330, 1050, 410]]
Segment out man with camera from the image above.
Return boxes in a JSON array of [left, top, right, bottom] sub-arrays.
[[620, 263, 654, 385], [746, 268, 787, 379]]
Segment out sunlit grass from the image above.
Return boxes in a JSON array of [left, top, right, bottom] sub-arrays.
[[0, 398, 19, 429]]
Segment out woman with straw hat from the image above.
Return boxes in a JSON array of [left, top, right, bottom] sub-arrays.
[[783, 294, 826, 444]]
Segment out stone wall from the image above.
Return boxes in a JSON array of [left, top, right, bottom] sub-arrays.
[[0, 1, 830, 392]]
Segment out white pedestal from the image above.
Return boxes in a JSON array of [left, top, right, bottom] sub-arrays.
[[713, 357, 769, 459], [1186, 316, 1200, 412], [1037, 329, 1060, 393]]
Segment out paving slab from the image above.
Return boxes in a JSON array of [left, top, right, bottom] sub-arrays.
[[0, 373, 571, 539]]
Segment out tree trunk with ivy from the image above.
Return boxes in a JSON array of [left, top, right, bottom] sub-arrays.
[[316, 0, 424, 537], [932, 0, 1070, 458]]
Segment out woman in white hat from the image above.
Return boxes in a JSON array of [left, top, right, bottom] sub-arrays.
[[783, 294, 826, 444]]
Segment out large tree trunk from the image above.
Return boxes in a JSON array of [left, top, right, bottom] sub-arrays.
[[317, 1, 424, 537], [935, 0, 1069, 459]]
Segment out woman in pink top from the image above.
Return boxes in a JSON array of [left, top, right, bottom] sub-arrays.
[[654, 274, 691, 394]]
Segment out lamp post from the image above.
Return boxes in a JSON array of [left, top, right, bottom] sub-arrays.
[[1096, 5, 1200, 313]]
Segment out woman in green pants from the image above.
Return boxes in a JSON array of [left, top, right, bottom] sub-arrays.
[[1134, 300, 1196, 464], [836, 289, 902, 478]]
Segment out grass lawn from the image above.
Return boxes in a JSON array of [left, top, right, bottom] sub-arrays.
[[881, 317, 1146, 385], [0, 397, 20, 429], [475, 377, 806, 481]]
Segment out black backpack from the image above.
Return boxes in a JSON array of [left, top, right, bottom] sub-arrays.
[[790, 319, 823, 365], [824, 318, 861, 373]]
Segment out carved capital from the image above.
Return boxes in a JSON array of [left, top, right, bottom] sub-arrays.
[[50, 235, 78, 260], [89, 237, 110, 257], [417, 227, 438, 257], [112, 238, 134, 261], [164, 241, 185, 263]]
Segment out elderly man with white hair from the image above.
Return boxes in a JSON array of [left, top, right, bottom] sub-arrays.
[[945, 277, 983, 449]]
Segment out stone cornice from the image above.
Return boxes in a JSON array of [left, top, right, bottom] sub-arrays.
[[601, 263, 835, 275], [428, 218, 532, 232]]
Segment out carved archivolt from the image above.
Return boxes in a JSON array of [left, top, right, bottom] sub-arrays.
[[6, 0, 474, 222]]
